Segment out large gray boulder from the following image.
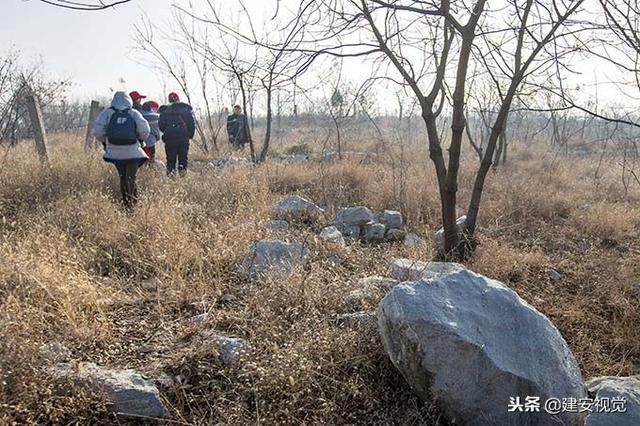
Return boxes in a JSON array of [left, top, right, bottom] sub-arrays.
[[585, 376, 640, 426], [378, 266, 585, 425], [335, 206, 375, 228], [53, 362, 168, 418], [239, 240, 309, 279], [272, 195, 325, 223]]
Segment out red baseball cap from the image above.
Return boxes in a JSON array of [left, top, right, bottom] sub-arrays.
[[129, 91, 146, 101], [168, 92, 180, 102]]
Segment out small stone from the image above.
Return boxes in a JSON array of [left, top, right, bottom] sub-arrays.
[[53, 362, 168, 418], [546, 268, 562, 282], [585, 375, 640, 425], [190, 313, 209, 324], [388, 258, 466, 282], [432, 216, 467, 255], [272, 195, 325, 223], [380, 210, 403, 229], [319, 226, 346, 246], [335, 206, 375, 227], [263, 219, 290, 231], [212, 335, 250, 365], [363, 222, 386, 242]]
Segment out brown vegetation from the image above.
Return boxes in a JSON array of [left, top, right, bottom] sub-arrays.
[[1, 131, 639, 424]]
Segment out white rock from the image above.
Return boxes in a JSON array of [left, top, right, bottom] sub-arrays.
[[239, 240, 309, 280], [388, 258, 465, 282], [363, 222, 386, 242], [547, 268, 562, 282], [272, 195, 325, 223], [335, 206, 375, 227], [319, 226, 345, 246], [190, 313, 209, 324], [378, 266, 585, 426], [380, 210, 403, 229], [212, 335, 250, 365], [53, 362, 168, 418]]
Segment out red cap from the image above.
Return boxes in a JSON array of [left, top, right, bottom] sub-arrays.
[[142, 100, 159, 112], [168, 92, 180, 102], [129, 91, 146, 101]]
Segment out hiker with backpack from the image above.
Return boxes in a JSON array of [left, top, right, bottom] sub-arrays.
[[159, 92, 196, 176], [141, 100, 161, 164], [92, 91, 150, 209], [226, 104, 251, 149]]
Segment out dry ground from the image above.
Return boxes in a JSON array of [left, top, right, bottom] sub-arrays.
[[1, 130, 639, 424]]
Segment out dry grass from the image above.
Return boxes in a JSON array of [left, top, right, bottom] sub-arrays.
[[1, 132, 639, 424]]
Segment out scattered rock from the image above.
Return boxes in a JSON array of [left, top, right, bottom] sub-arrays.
[[263, 219, 290, 231], [378, 266, 585, 425], [379, 210, 403, 229], [385, 228, 406, 242], [432, 215, 467, 255], [404, 232, 425, 248], [190, 313, 209, 324], [363, 222, 386, 242], [211, 335, 250, 365], [208, 156, 251, 169], [546, 268, 562, 282], [239, 240, 309, 280], [585, 375, 640, 425], [272, 195, 325, 223], [336, 311, 376, 329], [40, 341, 72, 363], [343, 225, 361, 238], [319, 226, 346, 246], [53, 362, 168, 418], [335, 206, 375, 228]]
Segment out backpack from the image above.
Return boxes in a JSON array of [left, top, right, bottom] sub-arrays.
[[162, 111, 190, 141], [106, 108, 137, 145]]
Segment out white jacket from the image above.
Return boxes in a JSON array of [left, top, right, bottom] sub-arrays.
[[92, 91, 150, 163]]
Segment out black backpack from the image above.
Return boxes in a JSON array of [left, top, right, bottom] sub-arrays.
[[162, 111, 190, 141], [106, 108, 137, 145]]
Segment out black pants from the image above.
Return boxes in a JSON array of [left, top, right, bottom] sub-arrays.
[[115, 162, 139, 209], [165, 140, 189, 176]]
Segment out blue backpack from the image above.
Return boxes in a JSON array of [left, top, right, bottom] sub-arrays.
[[106, 108, 137, 145]]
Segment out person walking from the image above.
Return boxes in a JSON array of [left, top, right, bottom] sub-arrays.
[[226, 104, 251, 149], [141, 100, 161, 164], [159, 92, 195, 176], [92, 91, 150, 209]]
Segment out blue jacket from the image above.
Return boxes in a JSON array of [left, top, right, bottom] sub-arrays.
[[141, 110, 161, 147], [159, 102, 196, 143]]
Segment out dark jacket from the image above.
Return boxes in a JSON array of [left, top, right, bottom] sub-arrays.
[[159, 102, 196, 143], [226, 113, 251, 146]]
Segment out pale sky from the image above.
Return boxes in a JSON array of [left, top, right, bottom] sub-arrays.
[[3, 0, 638, 113], [3, 0, 173, 102]]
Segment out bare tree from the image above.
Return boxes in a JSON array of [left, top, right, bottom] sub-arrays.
[[35, 0, 133, 10]]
